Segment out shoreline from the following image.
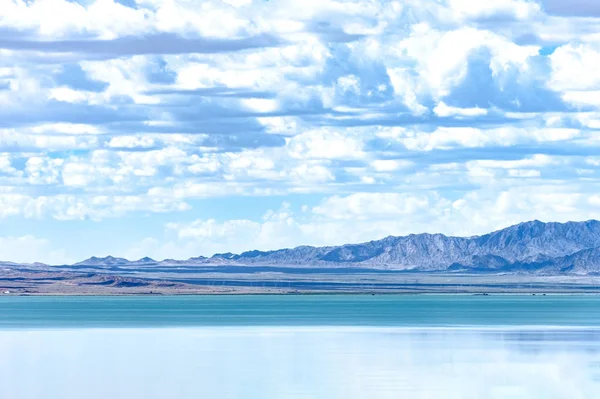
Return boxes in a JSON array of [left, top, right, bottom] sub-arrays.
[[4, 267, 600, 296], [4, 290, 600, 297]]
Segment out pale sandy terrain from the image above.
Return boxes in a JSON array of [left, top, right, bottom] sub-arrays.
[[2, 264, 600, 295]]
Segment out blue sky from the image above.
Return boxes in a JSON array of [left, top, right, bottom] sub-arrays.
[[1, 0, 600, 264]]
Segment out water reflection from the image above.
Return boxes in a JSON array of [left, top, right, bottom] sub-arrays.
[[1, 327, 599, 398]]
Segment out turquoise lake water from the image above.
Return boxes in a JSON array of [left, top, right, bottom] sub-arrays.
[[1, 295, 600, 398], [2, 295, 600, 328]]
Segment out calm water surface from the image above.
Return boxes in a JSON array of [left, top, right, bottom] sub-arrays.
[[1, 295, 599, 398]]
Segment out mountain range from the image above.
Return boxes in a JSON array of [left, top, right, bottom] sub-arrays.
[[71, 220, 600, 274]]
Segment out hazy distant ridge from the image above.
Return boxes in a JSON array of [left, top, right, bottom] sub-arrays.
[[75, 220, 600, 274]]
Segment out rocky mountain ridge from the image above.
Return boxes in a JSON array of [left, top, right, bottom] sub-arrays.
[[72, 220, 600, 274]]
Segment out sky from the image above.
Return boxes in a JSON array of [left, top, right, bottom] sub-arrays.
[[0, 0, 599, 264]]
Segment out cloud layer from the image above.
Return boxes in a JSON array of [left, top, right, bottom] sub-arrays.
[[1, 0, 599, 262]]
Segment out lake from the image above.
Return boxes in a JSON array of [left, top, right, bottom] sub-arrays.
[[1, 295, 599, 398]]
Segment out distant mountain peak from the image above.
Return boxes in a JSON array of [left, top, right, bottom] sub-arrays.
[[135, 257, 156, 263], [74, 256, 131, 266]]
